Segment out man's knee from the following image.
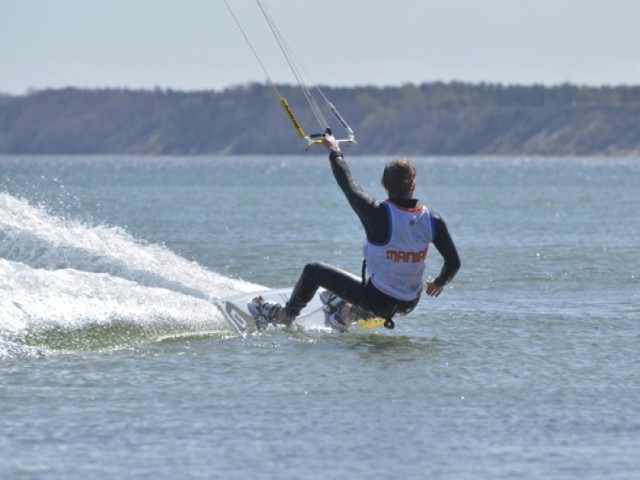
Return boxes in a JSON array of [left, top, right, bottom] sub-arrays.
[[302, 262, 325, 278]]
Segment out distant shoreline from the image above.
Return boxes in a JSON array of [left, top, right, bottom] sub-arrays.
[[1, 82, 639, 156]]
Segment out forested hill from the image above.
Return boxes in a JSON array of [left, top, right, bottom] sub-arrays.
[[1, 83, 639, 156]]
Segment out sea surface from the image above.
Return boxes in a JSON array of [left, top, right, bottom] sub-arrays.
[[1, 154, 639, 480]]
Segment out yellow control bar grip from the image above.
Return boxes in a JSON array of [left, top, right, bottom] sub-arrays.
[[280, 97, 306, 139]]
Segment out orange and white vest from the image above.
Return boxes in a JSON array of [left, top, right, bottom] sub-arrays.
[[363, 201, 434, 301]]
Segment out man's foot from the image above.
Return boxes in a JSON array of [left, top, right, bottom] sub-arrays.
[[319, 291, 351, 332], [247, 296, 293, 329]]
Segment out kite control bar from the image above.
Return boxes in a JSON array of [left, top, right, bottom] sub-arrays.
[[308, 128, 356, 148], [226, 0, 357, 150]]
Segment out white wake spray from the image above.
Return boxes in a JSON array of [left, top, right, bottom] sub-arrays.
[[0, 193, 262, 357]]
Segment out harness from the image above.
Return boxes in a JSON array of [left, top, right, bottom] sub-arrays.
[[362, 259, 396, 329]]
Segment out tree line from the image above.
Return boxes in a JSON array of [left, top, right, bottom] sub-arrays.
[[1, 82, 639, 155]]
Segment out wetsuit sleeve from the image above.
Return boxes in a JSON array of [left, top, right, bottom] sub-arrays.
[[328, 151, 389, 244], [431, 213, 461, 287]]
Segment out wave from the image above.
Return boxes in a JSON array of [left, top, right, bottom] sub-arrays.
[[0, 192, 262, 359]]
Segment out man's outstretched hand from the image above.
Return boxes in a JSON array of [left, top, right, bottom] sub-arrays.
[[322, 132, 341, 154]]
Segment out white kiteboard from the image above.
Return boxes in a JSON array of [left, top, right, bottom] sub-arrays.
[[214, 288, 384, 335]]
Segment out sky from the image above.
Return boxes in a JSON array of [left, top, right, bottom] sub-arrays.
[[1, 0, 639, 95]]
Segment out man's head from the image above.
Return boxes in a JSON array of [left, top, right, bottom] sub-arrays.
[[381, 157, 416, 199]]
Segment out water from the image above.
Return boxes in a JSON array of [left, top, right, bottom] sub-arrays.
[[1, 155, 639, 479]]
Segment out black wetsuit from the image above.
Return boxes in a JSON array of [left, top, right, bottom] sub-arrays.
[[285, 151, 461, 321]]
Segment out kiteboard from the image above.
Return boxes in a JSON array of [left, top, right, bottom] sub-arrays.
[[214, 288, 384, 335]]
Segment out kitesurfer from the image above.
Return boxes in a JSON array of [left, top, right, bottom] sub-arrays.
[[249, 132, 460, 329]]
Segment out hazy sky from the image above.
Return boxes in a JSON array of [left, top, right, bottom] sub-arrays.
[[1, 0, 639, 94]]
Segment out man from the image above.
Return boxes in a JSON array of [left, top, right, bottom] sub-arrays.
[[249, 132, 460, 329]]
